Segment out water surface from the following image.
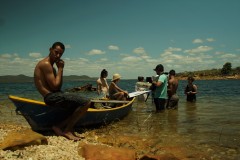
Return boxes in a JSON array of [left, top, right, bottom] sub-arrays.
[[0, 80, 239, 159]]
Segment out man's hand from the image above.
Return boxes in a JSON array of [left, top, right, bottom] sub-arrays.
[[56, 59, 64, 69]]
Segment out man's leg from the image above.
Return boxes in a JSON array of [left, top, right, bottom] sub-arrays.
[[50, 92, 91, 140], [154, 98, 160, 112], [159, 98, 166, 111], [63, 101, 91, 140]]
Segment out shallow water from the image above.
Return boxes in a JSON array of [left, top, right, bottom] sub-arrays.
[[0, 80, 240, 159]]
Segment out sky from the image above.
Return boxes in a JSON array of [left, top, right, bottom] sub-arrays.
[[0, 0, 240, 79]]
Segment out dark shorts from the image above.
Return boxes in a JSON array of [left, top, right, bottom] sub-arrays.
[[154, 98, 166, 111], [167, 94, 179, 109], [187, 95, 196, 102], [44, 92, 90, 112]]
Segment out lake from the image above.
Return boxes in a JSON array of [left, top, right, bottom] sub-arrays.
[[0, 79, 240, 159]]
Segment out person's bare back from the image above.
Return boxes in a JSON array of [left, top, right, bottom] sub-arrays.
[[168, 77, 178, 96]]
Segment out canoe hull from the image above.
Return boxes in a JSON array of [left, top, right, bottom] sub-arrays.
[[9, 95, 135, 131]]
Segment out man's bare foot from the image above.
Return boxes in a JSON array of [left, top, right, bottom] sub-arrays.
[[52, 126, 81, 141], [52, 126, 64, 136], [63, 132, 81, 141]]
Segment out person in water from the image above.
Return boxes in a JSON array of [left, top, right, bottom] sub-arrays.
[[166, 70, 179, 109], [34, 42, 91, 140], [109, 73, 128, 101], [152, 64, 168, 112], [96, 69, 109, 98], [184, 76, 197, 102], [135, 76, 151, 101]]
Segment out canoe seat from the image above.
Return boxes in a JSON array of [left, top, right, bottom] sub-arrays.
[[91, 99, 130, 104]]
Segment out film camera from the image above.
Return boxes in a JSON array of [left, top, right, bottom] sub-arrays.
[[146, 77, 156, 91]]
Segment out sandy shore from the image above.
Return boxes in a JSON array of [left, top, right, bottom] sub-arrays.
[[0, 120, 210, 160], [0, 112, 192, 160], [0, 121, 87, 160], [1, 100, 238, 159]]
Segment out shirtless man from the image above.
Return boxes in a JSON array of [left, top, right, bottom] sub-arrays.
[[34, 42, 91, 140], [166, 70, 179, 109], [96, 69, 109, 98]]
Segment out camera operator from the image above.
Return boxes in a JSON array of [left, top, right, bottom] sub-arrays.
[[151, 64, 168, 112]]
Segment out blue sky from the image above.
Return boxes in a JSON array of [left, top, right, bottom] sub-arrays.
[[0, 0, 240, 79]]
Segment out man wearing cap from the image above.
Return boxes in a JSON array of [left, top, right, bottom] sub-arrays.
[[152, 64, 168, 112], [109, 73, 128, 101]]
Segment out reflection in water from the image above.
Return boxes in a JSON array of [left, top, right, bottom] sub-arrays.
[[118, 98, 239, 159], [167, 109, 178, 133], [183, 101, 197, 134]]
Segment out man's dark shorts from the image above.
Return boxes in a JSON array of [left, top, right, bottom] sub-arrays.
[[44, 91, 90, 112], [167, 94, 179, 109], [154, 98, 166, 111]]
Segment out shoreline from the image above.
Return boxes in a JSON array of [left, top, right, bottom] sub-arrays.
[[177, 75, 240, 80]]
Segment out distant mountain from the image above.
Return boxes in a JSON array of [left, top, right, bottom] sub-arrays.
[[63, 75, 97, 81], [0, 74, 33, 83], [0, 75, 97, 83]]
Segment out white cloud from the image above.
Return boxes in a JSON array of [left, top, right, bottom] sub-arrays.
[[201, 54, 213, 59], [161, 47, 182, 57], [78, 58, 89, 62], [145, 58, 159, 63], [165, 47, 182, 52], [122, 56, 142, 62], [161, 51, 173, 56], [87, 49, 105, 55], [206, 38, 215, 42], [141, 55, 151, 59], [108, 45, 119, 50], [29, 52, 42, 58], [133, 47, 146, 55], [192, 38, 215, 44], [184, 46, 213, 54], [220, 53, 236, 58], [193, 39, 203, 44], [99, 58, 108, 61], [0, 53, 12, 58], [0, 57, 37, 76]]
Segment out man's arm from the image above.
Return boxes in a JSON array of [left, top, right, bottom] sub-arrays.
[[42, 60, 63, 91], [153, 76, 163, 87], [192, 85, 197, 94], [113, 82, 128, 94]]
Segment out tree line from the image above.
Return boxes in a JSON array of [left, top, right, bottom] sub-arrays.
[[177, 62, 240, 78]]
